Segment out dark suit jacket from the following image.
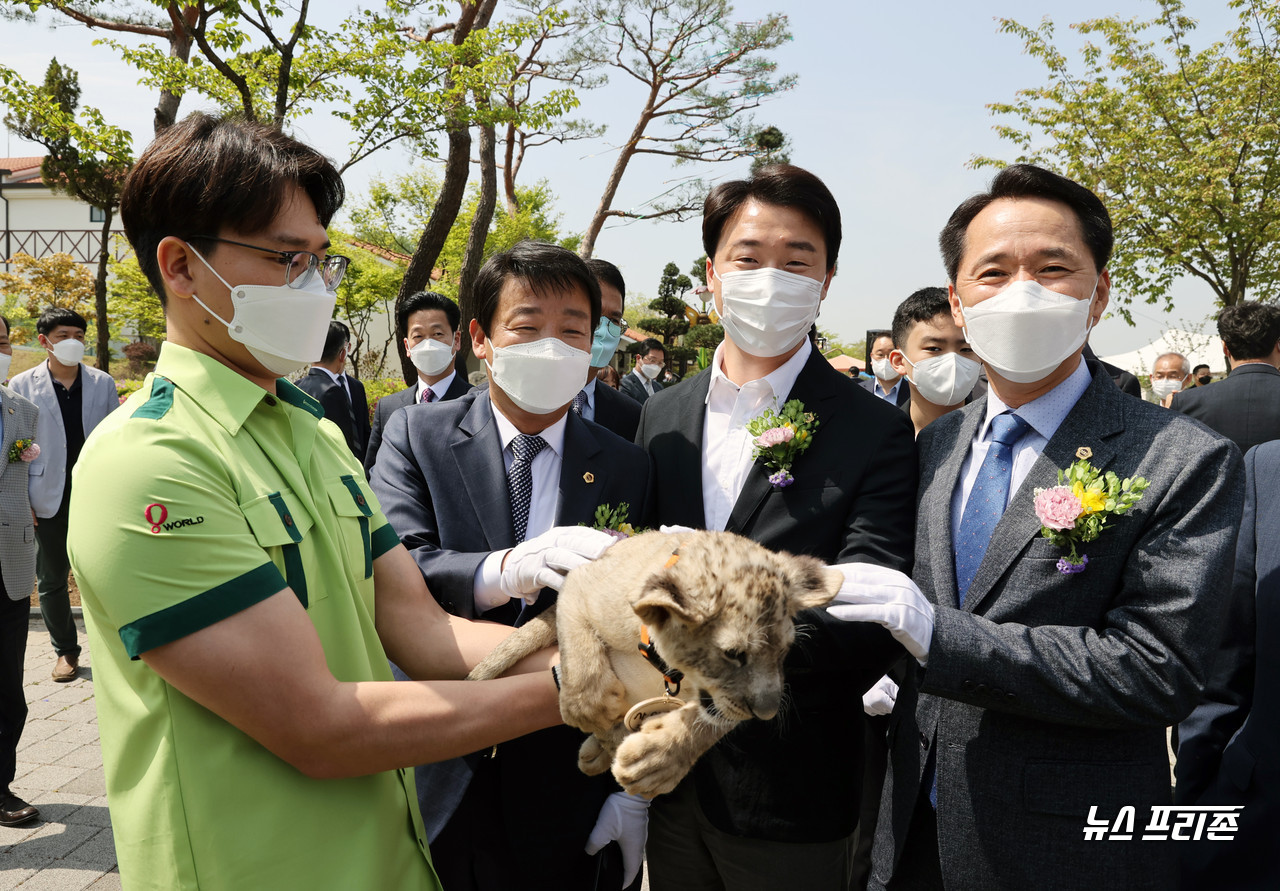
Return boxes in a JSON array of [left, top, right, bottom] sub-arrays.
[[1083, 344, 1142, 398], [297, 368, 370, 462], [590, 380, 641, 441], [859, 376, 911, 407], [369, 388, 651, 885], [363, 372, 473, 474], [636, 347, 916, 841], [871, 364, 1245, 891], [1176, 441, 1280, 889], [619, 368, 662, 405], [1171, 362, 1280, 455]]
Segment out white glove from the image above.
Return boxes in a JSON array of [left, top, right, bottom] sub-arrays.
[[862, 674, 899, 716], [826, 563, 935, 664], [585, 791, 649, 886], [499, 526, 618, 604], [658, 524, 696, 535]]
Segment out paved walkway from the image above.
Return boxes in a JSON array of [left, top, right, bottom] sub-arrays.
[[2, 617, 118, 890]]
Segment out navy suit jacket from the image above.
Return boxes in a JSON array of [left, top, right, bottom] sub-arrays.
[[296, 368, 370, 462], [636, 346, 915, 841], [1177, 441, 1280, 889], [590, 380, 641, 442], [369, 387, 651, 878], [363, 372, 472, 474], [1171, 362, 1280, 455], [859, 376, 911, 407]]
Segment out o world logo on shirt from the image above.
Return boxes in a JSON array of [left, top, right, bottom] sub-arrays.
[[145, 502, 204, 534]]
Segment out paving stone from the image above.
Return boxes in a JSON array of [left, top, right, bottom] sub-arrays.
[[64, 801, 113, 829], [0, 867, 40, 891], [47, 702, 98, 725], [61, 768, 106, 797], [8, 866, 103, 891], [54, 745, 103, 770], [19, 792, 93, 825], [13, 720, 62, 746], [11, 764, 87, 794], [45, 724, 100, 747], [87, 870, 122, 890], [65, 827, 117, 870], [0, 817, 45, 849], [16, 739, 81, 766], [7, 821, 101, 861]]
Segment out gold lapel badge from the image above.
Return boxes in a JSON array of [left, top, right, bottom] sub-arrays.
[[583, 472, 595, 484], [1076, 447, 1093, 460]]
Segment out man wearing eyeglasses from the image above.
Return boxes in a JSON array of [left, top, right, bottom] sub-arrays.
[[64, 113, 570, 891], [579, 258, 642, 441]]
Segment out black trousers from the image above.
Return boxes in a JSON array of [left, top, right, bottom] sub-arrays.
[[0, 589, 30, 792]]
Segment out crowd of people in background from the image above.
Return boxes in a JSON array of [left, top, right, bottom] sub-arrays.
[[0, 111, 1277, 891]]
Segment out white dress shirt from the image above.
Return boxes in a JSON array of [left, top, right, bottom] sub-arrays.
[[952, 358, 1094, 531], [415, 369, 457, 404], [873, 377, 903, 403], [701, 339, 812, 531], [631, 365, 656, 396], [473, 402, 568, 609]]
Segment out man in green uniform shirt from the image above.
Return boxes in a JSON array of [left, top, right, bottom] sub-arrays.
[[67, 114, 611, 891]]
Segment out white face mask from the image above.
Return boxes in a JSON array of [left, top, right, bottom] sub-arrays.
[[0, 352, 12, 382], [409, 337, 456, 377], [871, 357, 900, 383], [640, 361, 663, 380], [188, 244, 337, 377], [959, 278, 1098, 384], [714, 267, 824, 358], [1150, 378, 1184, 400], [487, 336, 591, 415], [903, 351, 982, 406], [49, 339, 86, 367]]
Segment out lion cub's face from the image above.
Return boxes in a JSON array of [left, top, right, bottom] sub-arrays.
[[631, 532, 841, 724]]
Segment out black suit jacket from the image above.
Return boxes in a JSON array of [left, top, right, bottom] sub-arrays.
[[1177, 441, 1280, 889], [619, 369, 662, 405], [590, 380, 641, 441], [1171, 362, 1280, 454], [363, 372, 473, 474], [859, 376, 911, 407], [369, 388, 652, 885], [635, 347, 916, 841], [296, 368, 370, 462]]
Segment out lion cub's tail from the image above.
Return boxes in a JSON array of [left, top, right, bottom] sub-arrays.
[[466, 606, 559, 680]]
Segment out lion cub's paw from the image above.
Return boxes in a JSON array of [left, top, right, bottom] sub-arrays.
[[561, 677, 629, 734], [578, 735, 614, 775], [612, 716, 692, 798]]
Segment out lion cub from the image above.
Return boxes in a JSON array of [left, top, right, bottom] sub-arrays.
[[468, 530, 842, 798]]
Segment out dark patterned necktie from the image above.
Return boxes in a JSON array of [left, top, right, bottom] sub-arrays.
[[508, 434, 548, 543], [420, 387, 436, 404], [571, 390, 588, 416]]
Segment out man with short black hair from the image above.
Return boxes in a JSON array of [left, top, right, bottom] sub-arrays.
[[580, 258, 641, 440], [888, 287, 980, 435], [1172, 301, 1280, 453], [1192, 363, 1212, 386], [370, 241, 651, 891], [620, 338, 665, 404], [68, 112, 565, 891], [10, 306, 116, 682], [364, 291, 473, 474], [297, 320, 370, 462], [862, 329, 909, 406]]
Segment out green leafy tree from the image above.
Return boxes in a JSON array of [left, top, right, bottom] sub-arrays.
[[0, 252, 96, 345], [748, 125, 790, 174], [107, 253, 167, 343], [330, 234, 406, 378], [1, 58, 133, 371], [977, 0, 1280, 318], [636, 261, 693, 371], [572, 0, 797, 257]]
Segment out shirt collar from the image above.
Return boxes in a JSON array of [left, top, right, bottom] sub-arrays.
[[152, 342, 320, 434], [488, 399, 568, 459], [581, 376, 598, 410], [316, 366, 344, 385], [874, 377, 901, 399], [705, 338, 812, 406], [981, 357, 1093, 443], [418, 369, 456, 401]]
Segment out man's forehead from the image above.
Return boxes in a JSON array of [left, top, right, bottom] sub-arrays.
[[911, 314, 965, 342], [408, 309, 452, 331], [716, 199, 827, 261], [962, 196, 1089, 264], [498, 277, 591, 317]]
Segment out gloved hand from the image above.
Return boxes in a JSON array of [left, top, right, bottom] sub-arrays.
[[862, 674, 899, 716], [658, 524, 697, 535], [585, 791, 649, 886], [499, 526, 619, 604], [826, 563, 935, 664]]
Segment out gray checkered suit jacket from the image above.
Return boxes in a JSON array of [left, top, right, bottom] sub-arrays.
[[0, 386, 38, 600]]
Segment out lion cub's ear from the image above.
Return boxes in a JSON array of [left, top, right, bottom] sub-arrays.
[[784, 553, 843, 612], [633, 571, 704, 629]]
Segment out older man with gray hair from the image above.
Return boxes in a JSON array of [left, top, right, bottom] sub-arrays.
[[1150, 351, 1191, 407]]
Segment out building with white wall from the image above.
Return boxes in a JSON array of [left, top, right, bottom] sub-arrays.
[[0, 156, 127, 271]]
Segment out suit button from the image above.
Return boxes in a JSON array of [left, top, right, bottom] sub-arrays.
[[961, 680, 975, 691], [264, 396, 277, 406], [1006, 693, 1016, 702], [919, 732, 929, 749], [976, 684, 988, 694]]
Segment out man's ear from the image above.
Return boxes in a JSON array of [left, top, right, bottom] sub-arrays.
[[156, 236, 198, 302], [470, 319, 487, 360], [948, 284, 965, 329], [889, 348, 911, 380]]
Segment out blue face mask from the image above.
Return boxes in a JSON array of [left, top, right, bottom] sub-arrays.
[[591, 317, 624, 367]]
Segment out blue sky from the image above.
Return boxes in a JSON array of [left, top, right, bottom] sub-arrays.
[[1, 0, 1241, 357]]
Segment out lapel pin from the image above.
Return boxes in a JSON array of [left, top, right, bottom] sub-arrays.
[[583, 472, 595, 484], [1076, 447, 1093, 460], [5, 408, 11, 415]]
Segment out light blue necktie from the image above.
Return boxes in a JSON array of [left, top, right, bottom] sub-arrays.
[[929, 411, 1029, 809], [953, 412, 1030, 606]]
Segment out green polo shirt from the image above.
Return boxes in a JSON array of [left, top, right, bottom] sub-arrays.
[[68, 343, 440, 891]]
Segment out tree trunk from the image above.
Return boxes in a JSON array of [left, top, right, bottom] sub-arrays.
[[579, 107, 652, 259], [456, 121, 497, 373], [154, 4, 198, 133], [94, 208, 114, 374], [502, 121, 520, 215]]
